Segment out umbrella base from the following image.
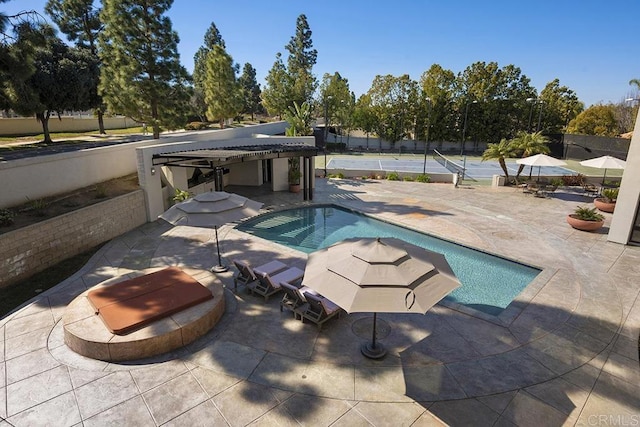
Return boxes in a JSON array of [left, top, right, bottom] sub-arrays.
[[361, 341, 387, 359], [211, 264, 228, 273]]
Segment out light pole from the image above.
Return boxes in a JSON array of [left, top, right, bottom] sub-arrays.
[[536, 100, 544, 132], [423, 97, 432, 174], [526, 97, 535, 132], [323, 95, 332, 177], [460, 100, 477, 156]]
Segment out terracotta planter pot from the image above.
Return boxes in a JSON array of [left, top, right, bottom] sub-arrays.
[[289, 184, 301, 193], [594, 198, 615, 213], [566, 214, 604, 232]]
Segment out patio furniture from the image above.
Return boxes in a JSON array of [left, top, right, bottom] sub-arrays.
[[232, 259, 287, 291], [279, 282, 317, 319], [298, 293, 342, 330], [248, 266, 304, 301]]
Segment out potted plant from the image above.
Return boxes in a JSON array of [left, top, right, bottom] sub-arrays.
[[288, 157, 302, 193], [594, 188, 618, 213], [567, 206, 605, 232]]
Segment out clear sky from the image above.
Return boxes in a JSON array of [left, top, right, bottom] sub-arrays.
[[4, 0, 640, 107]]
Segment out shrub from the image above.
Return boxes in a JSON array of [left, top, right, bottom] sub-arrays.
[[415, 174, 431, 183], [601, 188, 619, 203], [550, 178, 563, 187], [185, 121, 209, 130], [0, 208, 15, 226], [573, 206, 604, 221], [172, 188, 192, 203], [403, 176, 414, 182], [94, 183, 108, 199], [387, 171, 400, 181], [561, 174, 585, 186], [328, 172, 345, 179], [26, 197, 49, 217]]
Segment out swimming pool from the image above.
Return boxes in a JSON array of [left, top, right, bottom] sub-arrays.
[[237, 205, 540, 315]]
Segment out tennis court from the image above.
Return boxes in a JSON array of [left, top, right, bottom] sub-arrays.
[[327, 154, 576, 180]]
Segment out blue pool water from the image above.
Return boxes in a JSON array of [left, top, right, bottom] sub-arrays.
[[237, 205, 540, 315]]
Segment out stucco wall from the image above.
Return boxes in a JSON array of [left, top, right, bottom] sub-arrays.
[[0, 190, 147, 288], [0, 116, 138, 136]]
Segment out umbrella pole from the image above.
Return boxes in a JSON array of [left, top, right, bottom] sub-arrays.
[[602, 168, 607, 185], [211, 225, 228, 273], [361, 312, 387, 359]]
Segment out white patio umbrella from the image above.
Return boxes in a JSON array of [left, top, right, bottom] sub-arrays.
[[302, 237, 460, 359], [159, 191, 263, 272], [579, 155, 626, 184], [516, 154, 567, 181]]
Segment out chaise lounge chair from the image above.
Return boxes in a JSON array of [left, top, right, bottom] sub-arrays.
[[298, 293, 342, 330], [279, 282, 317, 319], [232, 259, 287, 291], [248, 266, 304, 301]]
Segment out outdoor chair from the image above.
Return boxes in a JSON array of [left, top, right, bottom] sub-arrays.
[[248, 266, 304, 301], [298, 293, 342, 330], [582, 183, 599, 197], [279, 282, 317, 319], [232, 259, 287, 291]]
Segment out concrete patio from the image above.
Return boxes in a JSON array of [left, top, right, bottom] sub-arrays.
[[1, 178, 638, 426]]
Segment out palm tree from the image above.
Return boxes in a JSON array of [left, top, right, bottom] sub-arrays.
[[629, 78, 640, 91], [511, 131, 551, 179], [481, 138, 518, 179]]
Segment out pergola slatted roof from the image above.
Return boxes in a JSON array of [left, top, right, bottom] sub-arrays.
[[152, 143, 319, 169]]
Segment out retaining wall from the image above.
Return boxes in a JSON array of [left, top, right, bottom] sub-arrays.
[[0, 116, 138, 136], [0, 190, 147, 288]]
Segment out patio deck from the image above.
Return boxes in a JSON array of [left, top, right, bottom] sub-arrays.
[[1, 179, 638, 426]]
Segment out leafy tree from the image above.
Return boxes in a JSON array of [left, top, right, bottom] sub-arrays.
[[45, 0, 106, 133], [367, 74, 417, 149], [481, 138, 519, 179], [238, 62, 262, 120], [192, 22, 225, 121], [539, 79, 583, 133], [419, 64, 459, 148], [98, 0, 190, 139], [509, 131, 550, 178], [567, 104, 618, 136], [318, 72, 351, 141], [203, 44, 242, 128], [353, 93, 377, 150], [262, 52, 289, 118], [284, 14, 317, 107], [9, 23, 98, 143]]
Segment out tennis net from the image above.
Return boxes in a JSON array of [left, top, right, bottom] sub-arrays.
[[433, 149, 467, 178]]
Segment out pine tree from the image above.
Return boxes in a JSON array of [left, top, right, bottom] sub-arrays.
[[262, 52, 289, 118], [238, 63, 262, 120], [45, 0, 106, 133], [203, 45, 241, 128], [98, 0, 189, 138], [284, 14, 317, 107], [192, 22, 225, 122]]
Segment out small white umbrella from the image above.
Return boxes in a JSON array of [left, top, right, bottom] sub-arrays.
[[516, 154, 567, 180], [580, 155, 626, 183], [160, 192, 263, 272]]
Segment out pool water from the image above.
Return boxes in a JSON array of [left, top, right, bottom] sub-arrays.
[[237, 205, 540, 315]]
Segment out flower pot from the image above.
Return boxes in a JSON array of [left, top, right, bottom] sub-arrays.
[[289, 184, 301, 193], [594, 198, 615, 213], [566, 214, 604, 232]]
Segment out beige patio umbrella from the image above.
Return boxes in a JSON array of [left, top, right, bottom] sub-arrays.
[[579, 155, 626, 184], [159, 191, 263, 273], [516, 153, 567, 181], [302, 237, 460, 359]]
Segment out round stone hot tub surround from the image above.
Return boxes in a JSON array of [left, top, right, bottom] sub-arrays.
[[62, 267, 225, 362]]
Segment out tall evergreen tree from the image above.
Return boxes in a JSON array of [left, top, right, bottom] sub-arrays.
[[203, 44, 241, 128], [284, 14, 317, 107], [98, 0, 189, 139], [238, 62, 262, 120], [45, 0, 106, 133], [262, 52, 289, 118]]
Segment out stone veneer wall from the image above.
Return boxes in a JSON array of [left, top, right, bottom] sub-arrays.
[[0, 190, 147, 288]]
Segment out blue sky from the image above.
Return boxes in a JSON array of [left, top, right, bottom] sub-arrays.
[[4, 0, 640, 107]]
